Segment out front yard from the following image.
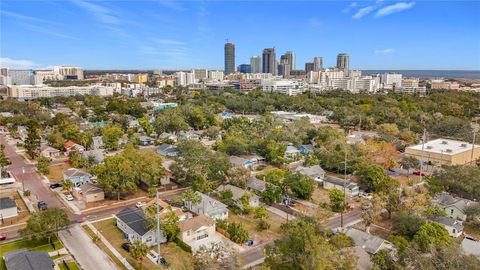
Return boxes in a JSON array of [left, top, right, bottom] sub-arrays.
[[228, 211, 284, 246], [0, 192, 31, 227], [92, 218, 193, 269], [47, 163, 72, 182], [0, 236, 64, 270]]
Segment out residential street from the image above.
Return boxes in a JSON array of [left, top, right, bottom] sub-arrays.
[[241, 240, 274, 268], [322, 208, 362, 230], [58, 224, 120, 270]]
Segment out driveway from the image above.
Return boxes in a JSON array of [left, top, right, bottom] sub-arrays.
[[58, 224, 120, 270]]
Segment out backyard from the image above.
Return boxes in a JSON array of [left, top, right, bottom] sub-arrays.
[[0, 236, 64, 270], [228, 211, 284, 247], [92, 218, 193, 269]]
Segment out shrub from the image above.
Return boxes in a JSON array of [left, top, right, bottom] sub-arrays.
[[256, 219, 271, 231], [174, 238, 192, 253]]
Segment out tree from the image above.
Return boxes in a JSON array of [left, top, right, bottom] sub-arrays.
[[62, 179, 74, 194], [154, 108, 189, 134], [227, 222, 249, 244], [102, 126, 123, 151], [361, 195, 385, 234], [329, 188, 345, 213], [68, 149, 88, 168], [387, 235, 408, 256], [219, 189, 235, 207], [160, 207, 180, 241], [399, 156, 420, 170], [265, 218, 356, 270], [46, 131, 65, 150], [427, 165, 480, 201], [36, 156, 51, 175], [383, 184, 401, 219], [260, 183, 282, 205], [284, 172, 316, 200], [401, 244, 480, 270], [413, 222, 451, 251], [253, 205, 269, 219], [371, 249, 395, 270], [355, 163, 396, 193], [0, 144, 11, 177], [130, 240, 149, 270], [138, 115, 153, 135], [20, 208, 69, 243], [181, 188, 201, 205], [24, 126, 40, 159], [193, 243, 241, 270], [392, 213, 425, 240], [94, 154, 138, 200], [329, 233, 354, 249]]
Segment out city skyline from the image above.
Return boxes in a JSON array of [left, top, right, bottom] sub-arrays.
[[1, 1, 479, 70]]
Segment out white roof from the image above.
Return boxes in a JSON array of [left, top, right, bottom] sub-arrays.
[[407, 138, 479, 155]]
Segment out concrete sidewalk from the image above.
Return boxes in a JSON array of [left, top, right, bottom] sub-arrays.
[[267, 206, 296, 220]]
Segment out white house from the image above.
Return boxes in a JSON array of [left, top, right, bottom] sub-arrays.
[[294, 165, 325, 184], [178, 215, 218, 252], [344, 228, 395, 255], [184, 192, 229, 220], [115, 207, 166, 247], [323, 176, 359, 197], [432, 193, 477, 221], [433, 216, 464, 238], [0, 197, 18, 219]]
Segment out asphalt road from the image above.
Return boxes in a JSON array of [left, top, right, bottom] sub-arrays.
[[322, 208, 363, 230]]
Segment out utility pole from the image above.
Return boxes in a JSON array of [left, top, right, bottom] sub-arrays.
[[419, 128, 426, 182], [471, 122, 479, 164], [156, 191, 161, 264], [340, 150, 347, 228]]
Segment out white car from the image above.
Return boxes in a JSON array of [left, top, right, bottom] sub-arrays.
[[359, 192, 372, 200], [136, 201, 145, 208], [65, 194, 74, 201]]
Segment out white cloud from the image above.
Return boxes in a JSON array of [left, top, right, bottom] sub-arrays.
[[342, 2, 358, 13], [352, 6, 375, 19], [1, 10, 46, 23], [72, 0, 121, 25], [153, 39, 186, 45], [309, 17, 323, 27], [0, 57, 39, 69], [156, 0, 185, 11], [375, 2, 415, 17], [374, 48, 395, 55]]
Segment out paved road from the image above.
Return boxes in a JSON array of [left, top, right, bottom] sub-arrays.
[[241, 240, 274, 268], [58, 224, 120, 270], [322, 208, 362, 230]]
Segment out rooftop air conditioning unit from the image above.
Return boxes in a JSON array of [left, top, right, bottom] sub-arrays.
[[461, 143, 467, 147], [446, 149, 453, 153], [426, 146, 433, 149], [442, 141, 448, 145]]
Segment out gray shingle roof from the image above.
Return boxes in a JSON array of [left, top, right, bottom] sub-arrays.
[[116, 207, 150, 236], [216, 184, 259, 201], [344, 228, 386, 254], [295, 165, 325, 178], [433, 216, 464, 231], [4, 249, 54, 270], [461, 237, 480, 258], [433, 193, 477, 211], [247, 177, 266, 192], [324, 176, 357, 188], [0, 197, 17, 210]]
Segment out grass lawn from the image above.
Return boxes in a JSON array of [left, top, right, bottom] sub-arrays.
[[0, 236, 63, 270], [48, 163, 72, 182], [58, 261, 80, 270], [228, 211, 284, 246], [93, 218, 193, 270]]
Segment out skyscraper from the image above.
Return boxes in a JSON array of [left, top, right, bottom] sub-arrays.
[[237, 64, 251, 74], [279, 51, 295, 77], [305, 62, 314, 73], [224, 42, 235, 75], [313, 57, 323, 71], [250, 56, 261, 73], [262, 48, 276, 75], [336, 53, 349, 74], [285, 51, 296, 70]]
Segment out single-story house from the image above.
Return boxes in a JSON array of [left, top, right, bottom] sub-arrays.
[[178, 130, 200, 141], [247, 176, 267, 193], [284, 145, 300, 159], [73, 183, 104, 203], [4, 249, 54, 270], [16, 126, 27, 141], [64, 141, 85, 155], [138, 136, 155, 146], [92, 136, 104, 150], [115, 207, 166, 247], [40, 145, 60, 159], [82, 150, 105, 164], [300, 144, 315, 155], [295, 165, 325, 184], [344, 228, 394, 255], [184, 192, 229, 220], [229, 156, 254, 170], [461, 236, 480, 259], [128, 119, 139, 129], [216, 184, 260, 208], [433, 216, 464, 238], [178, 215, 217, 252], [159, 132, 178, 142], [323, 176, 359, 197], [432, 193, 477, 221], [0, 197, 18, 219], [63, 168, 91, 187], [156, 144, 179, 157]]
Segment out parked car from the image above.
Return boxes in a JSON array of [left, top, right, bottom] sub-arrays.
[[359, 192, 373, 200], [37, 201, 47, 210], [0, 234, 7, 241], [49, 183, 62, 189], [65, 194, 74, 201], [387, 168, 400, 176], [121, 243, 131, 252], [159, 257, 168, 265], [413, 170, 426, 176], [135, 201, 145, 208]]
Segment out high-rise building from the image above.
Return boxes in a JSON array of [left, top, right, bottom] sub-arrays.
[[313, 57, 323, 71], [237, 64, 251, 74], [193, 69, 208, 80], [336, 53, 349, 74], [208, 70, 224, 81], [285, 51, 296, 70], [8, 70, 36, 85], [135, 73, 148, 84], [224, 42, 235, 75], [305, 62, 314, 73], [53, 66, 84, 80], [250, 56, 261, 73], [262, 48, 276, 75], [279, 51, 295, 77]]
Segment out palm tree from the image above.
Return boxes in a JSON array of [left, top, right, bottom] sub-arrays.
[[62, 179, 74, 194], [0, 144, 11, 178], [130, 240, 149, 270], [181, 188, 201, 206]]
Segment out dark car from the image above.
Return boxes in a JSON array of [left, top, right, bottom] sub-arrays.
[[413, 170, 426, 176], [37, 201, 47, 210], [49, 183, 61, 189], [0, 234, 7, 241], [159, 257, 168, 265], [121, 243, 131, 252]]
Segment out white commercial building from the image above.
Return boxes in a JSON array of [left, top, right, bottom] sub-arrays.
[[8, 84, 118, 99], [262, 79, 307, 96], [208, 70, 224, 81], [176, 71, 196, 86], [53, 66, 84, 80], [381, 73, 402, 89]]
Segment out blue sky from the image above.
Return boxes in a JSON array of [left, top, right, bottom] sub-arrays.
[[1, 0, 479, 70]]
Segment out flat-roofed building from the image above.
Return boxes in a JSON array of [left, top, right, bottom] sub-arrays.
[[405, 138, 480, 166]]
